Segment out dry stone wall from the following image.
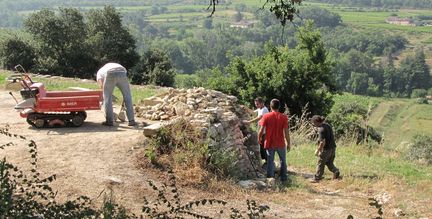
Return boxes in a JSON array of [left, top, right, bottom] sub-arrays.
[[136, 87, 261, 179]]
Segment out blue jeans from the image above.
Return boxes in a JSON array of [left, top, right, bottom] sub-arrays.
[[266, 147, 288, 181], [103, 71, 134, 123]]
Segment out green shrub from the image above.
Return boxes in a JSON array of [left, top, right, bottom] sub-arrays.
[[327, 102, 382, 144], [207, 145, 239, 178], [406, 134, 432, 165], [145, 119, 242, 179], [130, 49, 176, 87], [428, 88, 432, 96], [415, 97, 428, 104], [0, 37, 36, 71], [411, 89, 427, 98], [174, 73, 201, 88]]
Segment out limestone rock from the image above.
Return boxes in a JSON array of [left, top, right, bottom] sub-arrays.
[[136, 87, 260, 179]]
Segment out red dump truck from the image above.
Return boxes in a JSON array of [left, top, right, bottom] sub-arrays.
[[8, 66, 102, 128]]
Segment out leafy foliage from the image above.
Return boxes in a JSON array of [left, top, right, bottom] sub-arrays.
[[19, 6, 138, 78], [411, 89, 428, 98], [130, 49, 176, 86], [142, 168, 269, 218], [0, 37, 35, 71], [323, 28, 407, 56], [399, 50, 431, 95], [25, 8, 96, 78], [87, 6, 139, 70], [406, 134, 432, 165], [0, 125, 98, 218], [297, 7, 342, 27], [202, 22, 336, 117], [208, 0, 303, 26], [174, 74, 201, 88], [144, 119, 239, 179], [327, 102, 381, 143]]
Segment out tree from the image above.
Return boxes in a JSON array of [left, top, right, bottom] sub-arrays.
[[0, 37, 35, 71], [203, 22, 336, 117], [334, 49, 375, 91], [209, 0, 303, 26], [327, 102, 381, 143], [410, 50, 431, 91], [383, 65, 398, 96], [400, 49, 431, 96], [347, 72, 369, 95], [87, 6, 139, 70], [298, 7, 342, 27], [150, 39, 194, 74], [24, 8, 94, 77], [130, 49, 176, 87]]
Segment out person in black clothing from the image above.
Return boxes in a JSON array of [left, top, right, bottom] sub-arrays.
[[310, 115, 340, 183]]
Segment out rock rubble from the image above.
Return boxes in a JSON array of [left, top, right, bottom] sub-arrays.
[[136, 87, 261, 179]]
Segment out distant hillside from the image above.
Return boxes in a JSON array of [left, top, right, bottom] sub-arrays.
[[369, 99, 432, 149], [332, 93, 432, 150]]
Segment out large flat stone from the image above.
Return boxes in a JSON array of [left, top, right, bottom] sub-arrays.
[[143, 122, 163, 137]]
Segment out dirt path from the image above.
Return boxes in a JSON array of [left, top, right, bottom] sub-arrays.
[[0, 90, 149, 213], [0, 90, 375, 218]]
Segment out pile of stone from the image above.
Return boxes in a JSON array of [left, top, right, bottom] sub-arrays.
[[136, 87, 261, 179]]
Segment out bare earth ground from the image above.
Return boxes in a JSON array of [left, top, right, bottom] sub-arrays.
[[0, 90, 423, 218]]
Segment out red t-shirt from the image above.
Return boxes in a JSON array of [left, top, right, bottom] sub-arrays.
[[259, 111, 289, 149]]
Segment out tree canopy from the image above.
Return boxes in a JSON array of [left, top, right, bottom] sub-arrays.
[[202, 22, 336, 117]]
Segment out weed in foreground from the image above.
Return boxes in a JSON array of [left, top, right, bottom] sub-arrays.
[[0, 125, 98, 218], [1, 124, 270, 218], [142, 168, 270, 218], [143, 118, 239, 182]]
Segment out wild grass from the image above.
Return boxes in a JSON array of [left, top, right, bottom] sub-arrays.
[[288, 141, 432, 187]]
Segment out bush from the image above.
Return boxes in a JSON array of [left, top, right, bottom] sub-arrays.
[[144, 119, 241, 180], [203, 23, 337, 117], [130, 49, 176, 87], [0, 37, 36, 71], [411, 89, 427, 98], [428, 88, 432, 96], [174, 74, 201, 88], [327, 102, 382, 144], [415, 97, 428, 104], [406, 135, 432, 165]]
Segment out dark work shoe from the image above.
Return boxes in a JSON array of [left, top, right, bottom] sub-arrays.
[[310, 176, 323, 183], [102, 121, 114, 126], [128, 121, 138, 126], [333, 171, 341, 180], [310, 178, 320, 183]]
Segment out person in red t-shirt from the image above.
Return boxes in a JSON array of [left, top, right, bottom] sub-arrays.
[[258, 99, 291, 182]]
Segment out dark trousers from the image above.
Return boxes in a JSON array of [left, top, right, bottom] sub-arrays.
[[260, 134, 267, 161], [315, 147, 339, 179]]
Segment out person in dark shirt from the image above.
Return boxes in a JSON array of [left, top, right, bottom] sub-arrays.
[[310, 115, 340, 183]]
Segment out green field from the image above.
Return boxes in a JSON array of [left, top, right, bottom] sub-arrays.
[[332, 93, 432, 151], [369, 99, 432, 150], [288, 142, 432, 186]]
